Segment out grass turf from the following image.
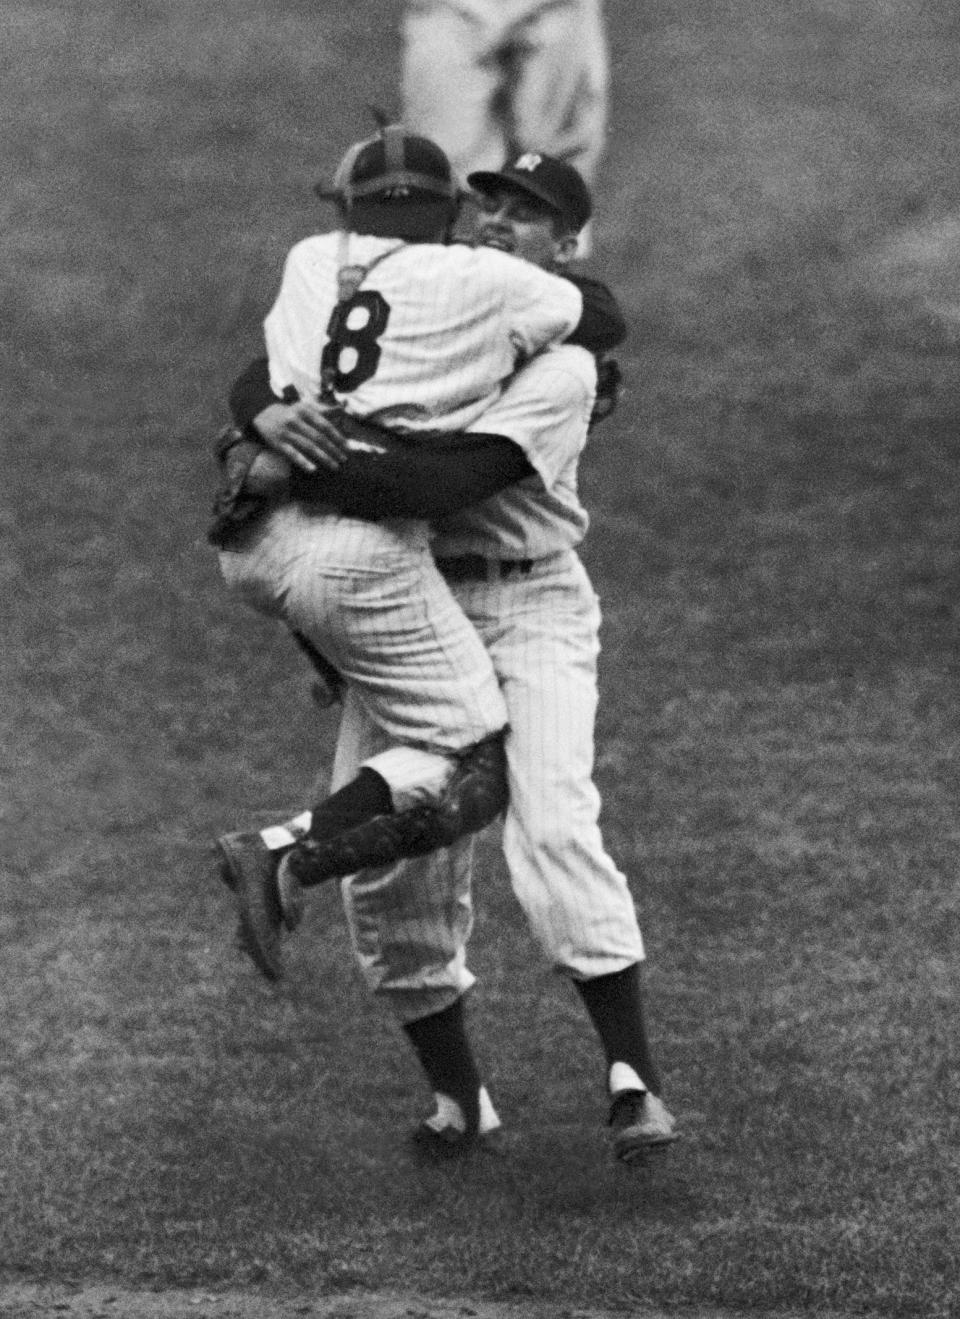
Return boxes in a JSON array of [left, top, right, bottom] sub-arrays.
[[3, 0, 960, 1314]]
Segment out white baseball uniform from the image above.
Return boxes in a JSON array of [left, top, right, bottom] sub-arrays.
[[400, 0, 609, 186], [333, 345, 647, 1023], [219, 233, 581, 793], [265, 233, 581, 431]]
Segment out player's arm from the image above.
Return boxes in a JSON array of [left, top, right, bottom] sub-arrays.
[[225, 357, 535, 520], [453, 344, 597, 495], [229, 358, 351, 476], [505, 256, 583, 359], [228, 357, 348, 474], [229, 355, 278, 430], [563, 273, 627, 353], [295, 424, 536, 521]]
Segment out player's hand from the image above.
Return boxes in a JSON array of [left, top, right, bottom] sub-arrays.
[[252, 400, 350, 474]]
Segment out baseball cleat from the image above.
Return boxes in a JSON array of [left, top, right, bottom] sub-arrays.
[[216, 830, 273, 890], [411, 1121, 509, 1160], [411, 1089, 505, 1160], [411, 1120, 477, 1159], [216, 831, 284, 981], [275, 850, 305, 932], [608, 1090, 680, 1165], [219, 831, 303, 930]]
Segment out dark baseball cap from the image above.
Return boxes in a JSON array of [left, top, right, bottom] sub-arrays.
[[315, 124, 458, 206], [467, 153, 592, 232]]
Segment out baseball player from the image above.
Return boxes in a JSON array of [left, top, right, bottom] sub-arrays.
[[226, 156, 678, 1166], [214, 125, 585, 977], [400, 0, 609, 252]]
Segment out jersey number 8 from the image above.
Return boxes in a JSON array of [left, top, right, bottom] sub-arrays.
[[320, 290, 391, 394]]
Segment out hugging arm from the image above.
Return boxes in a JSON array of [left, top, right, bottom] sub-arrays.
[[227, 357, 535, 521], [563, 273, 627, 354]]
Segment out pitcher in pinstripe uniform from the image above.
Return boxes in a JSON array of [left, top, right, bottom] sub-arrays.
[[224, 156, 679, 1166], [215, 126, 582, 978]]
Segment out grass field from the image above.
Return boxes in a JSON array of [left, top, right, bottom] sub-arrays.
[[4, 0, 960, 1315]]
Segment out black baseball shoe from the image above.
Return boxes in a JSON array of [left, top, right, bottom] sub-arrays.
[[609, 1089, 680, 1165], [275, 850, 307, 932], [411, 1121, 510, 1160], [411, 1090, 506, 1160], [216, 831, 285, 981]]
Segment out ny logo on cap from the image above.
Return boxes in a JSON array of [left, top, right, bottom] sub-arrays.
[[514, 153, 542, 173]]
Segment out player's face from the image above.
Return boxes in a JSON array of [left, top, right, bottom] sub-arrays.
[[473, 189, 577, 269]]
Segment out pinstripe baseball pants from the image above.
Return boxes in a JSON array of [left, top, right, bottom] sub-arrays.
[[218, 504, 508, 758], [337, 548, 646, 1023]]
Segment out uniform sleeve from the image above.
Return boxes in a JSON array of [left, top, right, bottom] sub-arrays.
[[564, 273, 627, 353], [466, 345, 596, 490], [501, 256, 583, 361], [228, 356, 284, 428], [263, 244, 310, 398], [295, 430, 535, 520], [223, 384, 535, 520]]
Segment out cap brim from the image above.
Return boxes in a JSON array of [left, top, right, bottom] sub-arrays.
[[466, 170, 564, 217]]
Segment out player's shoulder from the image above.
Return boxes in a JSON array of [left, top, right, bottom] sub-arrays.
[[445, 241, 569, 285], [415, 241, 499, 270], [287, 231, 336, 256], [287, 231, 405, 265], [390, 240, 471, 272], [282, 232, 339, 272]]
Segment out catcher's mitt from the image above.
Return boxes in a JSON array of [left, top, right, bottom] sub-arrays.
[[590, 355, 623, 429], [206, 425, 275, 549]]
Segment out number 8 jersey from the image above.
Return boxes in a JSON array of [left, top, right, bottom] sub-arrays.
[[263, 232, 582, 435]]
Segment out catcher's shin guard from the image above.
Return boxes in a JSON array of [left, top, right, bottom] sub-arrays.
[[415, 730, 509, 844], [285, 732, 509, 886]]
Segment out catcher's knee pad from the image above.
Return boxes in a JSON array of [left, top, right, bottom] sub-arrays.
[[432, 731, 508, 844], [281, 733, 509, 885]]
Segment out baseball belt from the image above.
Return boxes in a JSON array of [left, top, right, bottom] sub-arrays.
[[434, 555, 535, 583]]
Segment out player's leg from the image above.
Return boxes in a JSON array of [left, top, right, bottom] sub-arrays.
[[461, 553, 678, 1160], [401, 3, 509, 182], [347, 867, 503, 1158], [337, 694, 502, 1154], [221, 505, 506, 755], [218, 731, 508, 983], [217, 508, 508, 978], [282, 510, 506, 754], [275, 513, 508, 878], [218, 733, 508, 919]]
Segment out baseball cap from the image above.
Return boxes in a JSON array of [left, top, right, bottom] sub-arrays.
[[467, 153, 592, 232], [315, 123, 458, 206]]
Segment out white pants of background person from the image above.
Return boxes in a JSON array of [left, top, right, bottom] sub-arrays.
[[401, 0, 609, 189]]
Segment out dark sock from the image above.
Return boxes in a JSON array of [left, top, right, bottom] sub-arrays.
[[574, 963, 663, 1096], [403, 997, 481, 1133], [308, 767, 393, 840]]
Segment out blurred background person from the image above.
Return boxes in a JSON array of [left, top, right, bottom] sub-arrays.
[[400, 0, 609, 251]]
